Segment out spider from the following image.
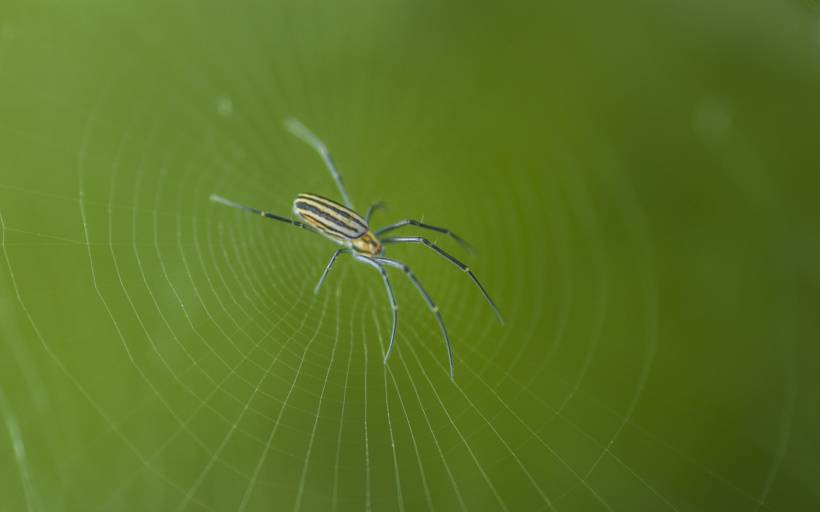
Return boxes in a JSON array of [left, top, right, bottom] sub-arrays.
[[210, 118, 503, 380]]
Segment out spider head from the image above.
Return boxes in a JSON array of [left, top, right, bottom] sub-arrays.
[[352, 232, 382, 257]]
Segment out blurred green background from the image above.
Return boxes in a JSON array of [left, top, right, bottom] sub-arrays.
[[1, 0, 819, 510]]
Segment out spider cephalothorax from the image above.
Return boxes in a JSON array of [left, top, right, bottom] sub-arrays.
[[351, 232, 383, 257], [210, 118, 503, 380]]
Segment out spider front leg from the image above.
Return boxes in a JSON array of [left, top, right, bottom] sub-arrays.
[[314, 249, 350, 294], [353, 255, 399, 364], [375, 219, 474, 255], [380, 236, 504, 324], [374, 257, 455, 381], [315, 252, 399, 363]]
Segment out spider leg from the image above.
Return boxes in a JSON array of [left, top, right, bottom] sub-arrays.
[[380, 236, 504, 325], [374, 219, 474, 255], [365, 201, 387, 224], [209, 194, 314, 232], [353, 255, 399, 364], [284, 118, 354, 209], [314, 249, 351, 294], [374, 256, 455, 381]]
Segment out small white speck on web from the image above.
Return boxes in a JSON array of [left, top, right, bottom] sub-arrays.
[[215, 95, 234, 117], [693, 97, 732, 143]]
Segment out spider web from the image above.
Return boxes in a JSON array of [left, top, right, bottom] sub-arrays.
[[0, 0, 817, 511]]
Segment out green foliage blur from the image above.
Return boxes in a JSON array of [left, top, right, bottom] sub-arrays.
[[0, 0, 818, 510]]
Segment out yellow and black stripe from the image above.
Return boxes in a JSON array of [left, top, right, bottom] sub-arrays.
[[292, 193, 368, 241]]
